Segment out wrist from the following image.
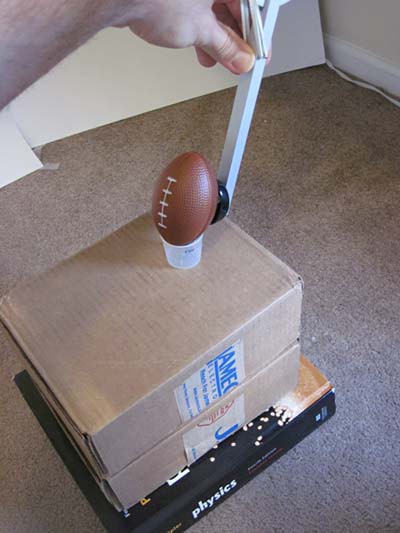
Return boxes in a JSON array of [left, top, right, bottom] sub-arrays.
[[99, 0, 141, 29]]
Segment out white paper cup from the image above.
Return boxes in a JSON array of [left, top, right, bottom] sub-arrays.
[[161, 235, 203, 269]]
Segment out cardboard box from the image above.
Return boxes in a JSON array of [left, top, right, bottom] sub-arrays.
[[14, 355, 335, 532], [0, 214, 302, 477], [28, 342, 300, 510]]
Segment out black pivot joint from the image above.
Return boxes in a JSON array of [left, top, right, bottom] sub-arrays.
[[211, 182, 230, 224]]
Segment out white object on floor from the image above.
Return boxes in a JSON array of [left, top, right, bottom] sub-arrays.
[[326, 60, 400, 109], [324, 34, 400, 100], [0, 109, 42, 189]]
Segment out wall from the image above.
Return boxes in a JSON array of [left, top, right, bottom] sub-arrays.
[[320, 0, 400, 65], [1, 0, 325, 187], [10, 0, 324, 148], [320, 0, 400, 96]]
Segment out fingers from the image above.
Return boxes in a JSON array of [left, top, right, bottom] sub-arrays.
[[196, 20, 255, 75], [213, 3, 241, 36], [215, 0, 242, 29], [195, 46, 217, 68]]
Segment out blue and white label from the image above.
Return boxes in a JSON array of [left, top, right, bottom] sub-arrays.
[[183, 395, 245, 463], [175, 340, 245, 423]]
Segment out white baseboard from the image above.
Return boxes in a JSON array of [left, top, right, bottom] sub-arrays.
[[324, 34, 400, 98]]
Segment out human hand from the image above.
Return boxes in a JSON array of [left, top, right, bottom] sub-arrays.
[[112, 0, 256, 75]]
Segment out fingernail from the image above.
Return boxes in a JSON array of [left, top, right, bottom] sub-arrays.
[[231, 51, 255, 74]]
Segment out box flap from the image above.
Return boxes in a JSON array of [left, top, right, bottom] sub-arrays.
[[280, 355, 331, 418]]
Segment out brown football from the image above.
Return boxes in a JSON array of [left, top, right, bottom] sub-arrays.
[[152, 152, 219, 246]]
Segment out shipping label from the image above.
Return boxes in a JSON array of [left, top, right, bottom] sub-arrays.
[[174, 340, 245, 423]]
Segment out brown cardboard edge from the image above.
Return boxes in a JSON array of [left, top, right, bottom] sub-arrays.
[[0, 218, 303, 443], [30, 369, 102, 482], [25, 359, 110, 476], [223, 218, 304, 288], [104, 353, 330, 512], [28, 371, 124, 511], [18, 352, 329, 514], [0, 320, 88, 439], [91, 339, 301, 477], [0, 214, 301, 317], [290, 355, 333, 417], [0, 323, 109, 477], [29, 340, 300, 481], [0, 281, 302, 444], [56, 343, 301, 510], [91, 280, 303, 445], [113, 342, 299, 472], [0, 279, 302, 479]]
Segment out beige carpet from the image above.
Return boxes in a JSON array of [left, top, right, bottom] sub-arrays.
[[1, 66, 400, 532]]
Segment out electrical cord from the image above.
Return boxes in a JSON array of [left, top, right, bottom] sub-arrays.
[[326, 59, 400, 109]]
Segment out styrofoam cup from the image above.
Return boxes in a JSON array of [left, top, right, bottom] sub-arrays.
[[161, 235, 203, 269]]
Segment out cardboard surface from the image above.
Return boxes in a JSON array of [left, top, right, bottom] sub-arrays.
[[30, 342, 300, 510], [282, 355, 333, 419], [0, 214, 302, 477]]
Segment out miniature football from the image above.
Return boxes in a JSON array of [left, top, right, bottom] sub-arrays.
[[152, 152, 219, 246]]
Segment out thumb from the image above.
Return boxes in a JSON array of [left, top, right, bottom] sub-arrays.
[[197, 20, 255, 75]]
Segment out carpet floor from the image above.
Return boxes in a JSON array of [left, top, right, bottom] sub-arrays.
[[1, 66, 399, 532]]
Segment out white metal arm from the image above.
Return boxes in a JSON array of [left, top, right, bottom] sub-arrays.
[[217, 0, 291, 208]]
